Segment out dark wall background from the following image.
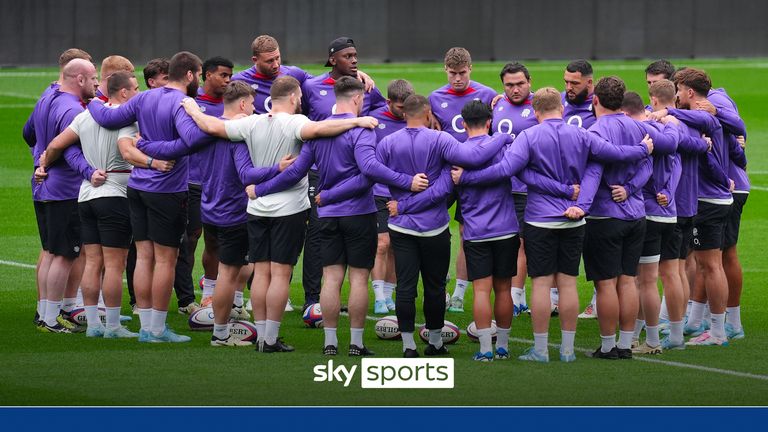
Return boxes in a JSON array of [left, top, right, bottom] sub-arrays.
[[1, 0, 766, 66]]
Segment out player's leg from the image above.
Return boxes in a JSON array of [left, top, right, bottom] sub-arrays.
[[201, 226, 220, 308], [449, 223, 469, 312], [615, 219, 645, 358], [81, 244, 104, 335], [102, 246, 133, 338], [371, 231, 390, 314], [302, 170, 322, 309], [584, 219, 621, 358], [420, 228, 451, 356], [722, 193, 747, 339], [343, 214, 377, 356], [390, 229, 421, 356], [510, 194, 528, 314]]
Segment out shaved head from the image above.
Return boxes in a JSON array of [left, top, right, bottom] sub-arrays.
[[61, 58, 98, 100]]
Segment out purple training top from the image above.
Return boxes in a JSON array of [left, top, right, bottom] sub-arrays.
[[192, 90, 225, 185], [429, 81, 497, 142], [24, 90, 94, 201], [231, 65, 313, 114], [87, 87, 214, 194], [561, 91, 596, 130], [707, 88, 749, 192], [301, 72, 386, 121], [370, 106, 407, 197], [491, 93, 538, 193]]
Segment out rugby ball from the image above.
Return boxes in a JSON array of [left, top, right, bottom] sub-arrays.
[[228, 320, 258, 343], [189, 306, 216, 330], [466, 320, 498, 343], [418, 320, 461, 345], [68, 307, 88, 326], [302, 303, 323, 328], [375, 315, 401, 340]]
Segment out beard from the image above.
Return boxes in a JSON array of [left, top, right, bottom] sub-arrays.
[[566, 87, 589, 105], [186, 80, 199, 98]]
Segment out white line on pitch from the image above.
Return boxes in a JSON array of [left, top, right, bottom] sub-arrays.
[[0, 259, 36, 269], [0, 91, 39, 100], [346, 312, 768, 382]]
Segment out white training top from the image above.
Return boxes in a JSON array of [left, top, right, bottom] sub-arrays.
[[225, 112, 311, 217], [68, 103, 137, 202]]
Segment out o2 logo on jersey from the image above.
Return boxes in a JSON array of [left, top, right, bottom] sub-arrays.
[[451, 114, 465, 133], [264, 96, 272, 112], [567, 115, 583, 128], [496, 119, 516, 139], [320, 90, 328, 96]]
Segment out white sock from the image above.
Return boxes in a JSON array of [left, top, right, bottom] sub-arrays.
[[75, 288, 83, 306], [520, 287, 528, 306], [561, 330, 576, 354], [138, 308, 152, 332], [264, 319, 280, 345], [255, 320, 266, 343], [383, 282, 395, 299], [351, 327, 364, 347], [428, 328, 443, 348], [646, 325, 660, 347], [478, 327, 493, 354], [617, 330, 634, 350], [550, 288, 559, 305], [233, 291, 244, 307], [85, 305, 100, 328], [726, 306, 742, 330], [659, 296, 669, 321], [496, 326, 510, 351], [601, 334, 616, 353], [372, 280, 386, 302], [105, 306, 121, 330], [685, 300, 692, 318], [150, 309, 168, 336], [633, 319, 645, 340], [453, 279, 469, 300], [702, 302, 712, 325], [37, 300, 46, 318], [688, 301, 705, 327], [324, 327, 338, 347], [670, 320, 684, 345], [402, 332, 416, 351], [62, 297, 77, 312], [97, 292, 105, 308], [213, 323, 229, 340], [590, 289, 597, 306], [202, 278, 216, 298], [710, 313, 726, 339], [44, 300, 62, 326], [533, 332, 548, 355], [511, 287, 524, 306]]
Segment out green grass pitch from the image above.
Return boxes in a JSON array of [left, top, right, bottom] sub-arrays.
[[1, 59, 767, 405]]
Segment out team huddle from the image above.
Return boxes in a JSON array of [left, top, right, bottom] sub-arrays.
[[24, 34, 749, 362]]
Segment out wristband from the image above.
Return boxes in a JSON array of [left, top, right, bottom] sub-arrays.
[[147, 157, 154, 169]]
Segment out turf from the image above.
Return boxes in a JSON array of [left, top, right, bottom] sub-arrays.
[[1, 59, 767, 405]]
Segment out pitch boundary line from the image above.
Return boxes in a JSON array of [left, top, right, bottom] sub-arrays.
[[4, 258, 767, 381], [344, 312, 768, 382]]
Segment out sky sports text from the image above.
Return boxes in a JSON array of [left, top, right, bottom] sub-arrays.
[[313, 358, 454, 388]]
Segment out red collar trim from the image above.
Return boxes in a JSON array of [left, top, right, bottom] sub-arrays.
[[253, 71, 278, 80], [322, 76, 336, 86], [446, 86, 476, 96], [97, 94, 108, 103], [197, 93, 223, 104], [382, 110, 402, 121], [505, 94, 533, 106]]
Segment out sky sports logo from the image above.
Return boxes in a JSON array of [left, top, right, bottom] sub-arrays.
[[313, 358, 454, 388]]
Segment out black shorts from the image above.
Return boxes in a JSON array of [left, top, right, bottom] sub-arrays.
[[693, 201, 730, 251], [79, 197, 132, 249], [203, 223, 248, 266], [463, 236, 519, 280], [524, 223, 585, 277], [318, 213, 377, 269], [673, 216, 695, 260], [640, 220, 677, 263], [722, 193, 748, 249], [513, 193, 527, 237], [187, 183, 202, 238], [127, 187, 187, 248], [583, 218, 646, 281], [35, 199, 81, 258], [375, 195, 390, 234], [247, 210, 308, 265], [448, 190, 463, 224]]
